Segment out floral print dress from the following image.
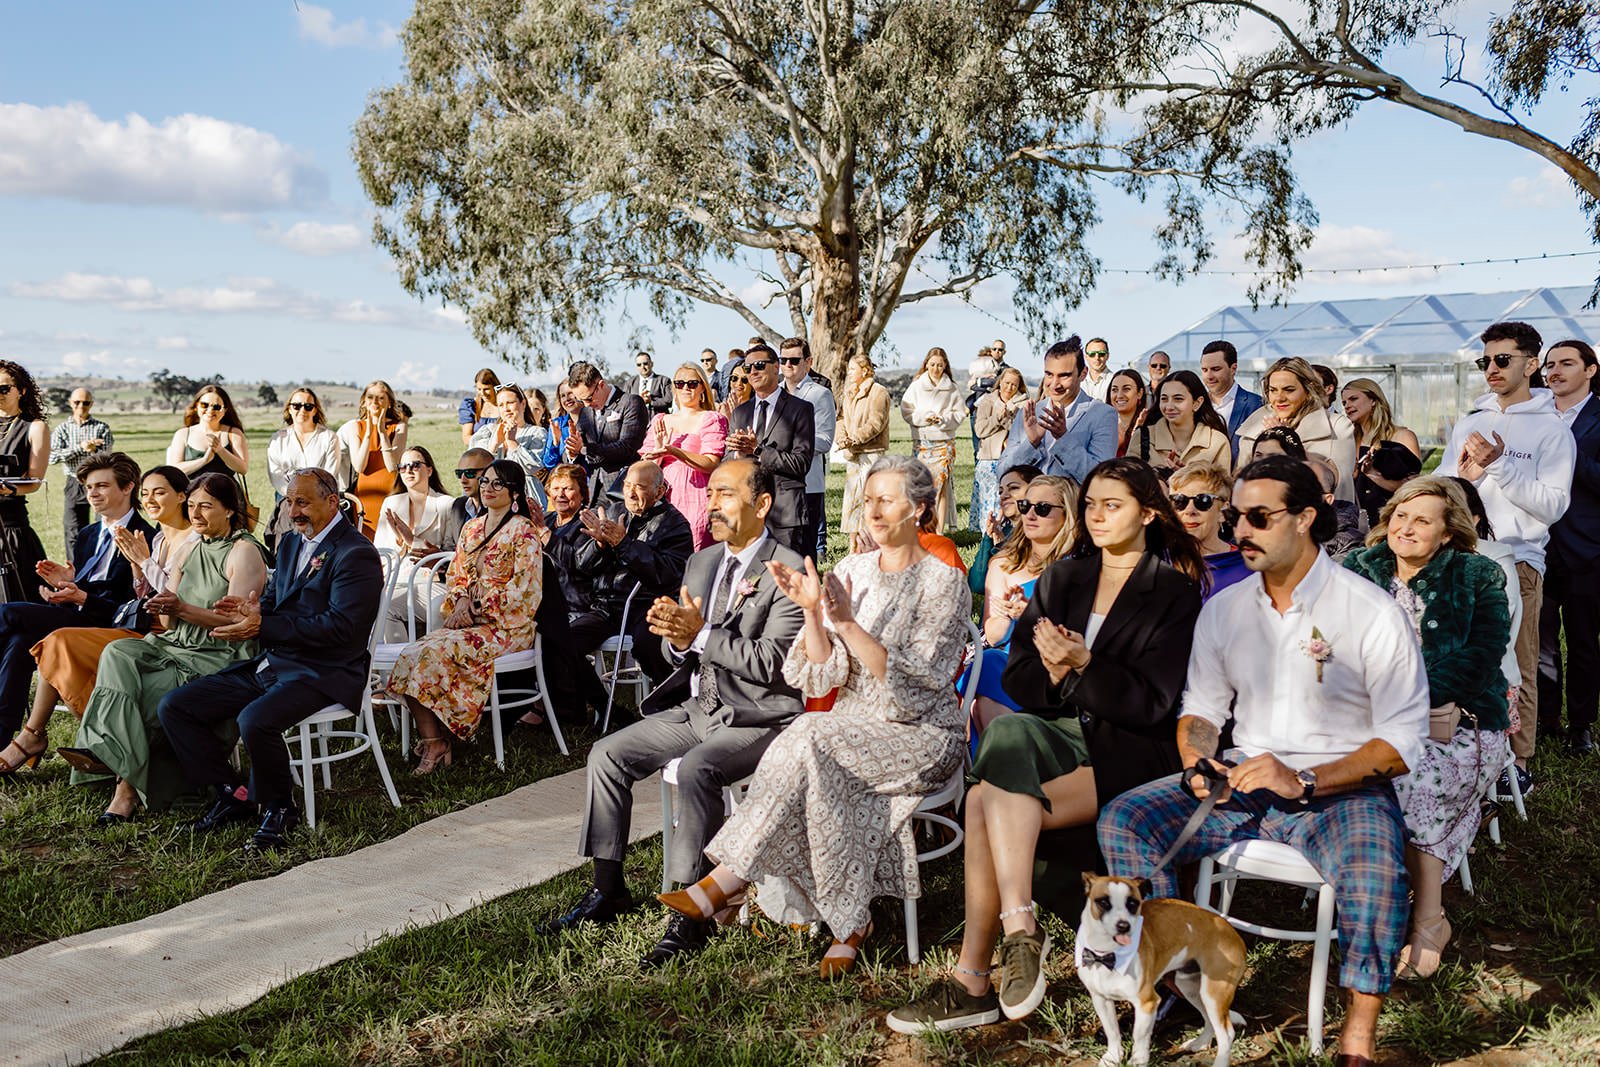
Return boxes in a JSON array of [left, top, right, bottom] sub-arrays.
[[387, 515, 543, 739]]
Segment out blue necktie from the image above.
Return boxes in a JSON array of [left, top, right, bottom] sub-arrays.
[[77, 526, 115, 583]]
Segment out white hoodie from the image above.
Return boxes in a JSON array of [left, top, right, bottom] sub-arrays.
[[1436, 389, 1575, 572]]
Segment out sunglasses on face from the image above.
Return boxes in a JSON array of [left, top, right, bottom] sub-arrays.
[[1087, 350, 1109, 359], [744, 360, 772, 371], [673, 379, 703, 390], [730, 375, 750, 384], [287, 402, 314, 412], [398, 461, 429, 473], [702, 358, 717, 365], [454, 468, 487, 479], [1150, 364, 1169, 372], [1015, 499, 1062, 517], [778, 356, 804, 366], [1222, 505, 1291, 529], [1170, 493, 1219, 512], [70, 400, 92, 407], [1475, 353, 1521, 371], [197, 401, 223, 411], [478, 477, 509, 491]]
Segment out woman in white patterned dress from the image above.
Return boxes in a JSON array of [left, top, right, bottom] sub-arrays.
[[658, 455, 971, 978]]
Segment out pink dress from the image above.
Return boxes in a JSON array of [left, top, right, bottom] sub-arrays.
[[648, 411, 728, 549]]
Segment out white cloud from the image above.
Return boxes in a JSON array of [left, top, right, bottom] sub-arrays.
[[1213, 224, 1450, 289], [258, 221, 366, 256], [392, 361, 442, 391], [10, 271, 463, 331], [155, 335, 193, 350], [1507, 167, 1573, 209], [0, 101, 326, 211], [433, 305, 468, 325], [296, 4, 398, 49], [59, 349, 152, 372]]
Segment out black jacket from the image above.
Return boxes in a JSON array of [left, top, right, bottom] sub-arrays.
[[727, 389, 815, 530], [1551, 397, 1600, 568], [72, 511, 157, 626], [1003, 551, 1201, 808], [544, 514, 594, 611], [570, 499, 693, 615], [577, 386, 649, 491]]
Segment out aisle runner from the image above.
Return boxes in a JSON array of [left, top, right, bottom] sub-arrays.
[[1, 767, 661, 1067]]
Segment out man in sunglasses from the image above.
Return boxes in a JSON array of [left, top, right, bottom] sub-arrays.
[[1436, 321, 1574, 790], [566, 360, 649, 502], [1080, 337, 1113, 401], [725, 344, 815, 556], [443, 448, 494, 550], [630, 352, 673, 416], [48, 388, 114, 565], [998, 337, 1117, 484], [1099, 455, 1429, 1067], [777, 338, 835, 560]]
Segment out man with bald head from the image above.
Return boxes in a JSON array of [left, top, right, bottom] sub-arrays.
[[49, 387, 114, 565], [563, 460, 694, 699]]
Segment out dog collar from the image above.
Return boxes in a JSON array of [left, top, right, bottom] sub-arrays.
[[1074, 915, 1143, 973]]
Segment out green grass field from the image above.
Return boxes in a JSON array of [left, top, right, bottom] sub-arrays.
[[5, 410, 1599, 1064]]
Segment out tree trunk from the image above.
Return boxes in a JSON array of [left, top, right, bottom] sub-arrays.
[[807, 155, 862, 388]]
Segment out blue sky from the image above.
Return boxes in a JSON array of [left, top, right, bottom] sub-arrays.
[[0, 1, 1591, 392]]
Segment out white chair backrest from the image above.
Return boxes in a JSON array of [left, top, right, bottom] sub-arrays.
[[960, 619, 984, 718], [404, 550, 455, 639], [372, 548, 404, 657]]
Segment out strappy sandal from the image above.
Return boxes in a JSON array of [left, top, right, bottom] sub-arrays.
[[411, 737, 453, 776], [0, 725, 47, 774], [659, 875, 738, 922], [1396, 911, 1451, 980], [819, 920, 874, 979]]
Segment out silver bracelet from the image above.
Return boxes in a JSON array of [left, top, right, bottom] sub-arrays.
[[954, 964, 992, 979], [997, 902, 1036, 922]]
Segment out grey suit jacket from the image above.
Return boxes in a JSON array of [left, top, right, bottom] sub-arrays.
[[641, 535, 806, 727]]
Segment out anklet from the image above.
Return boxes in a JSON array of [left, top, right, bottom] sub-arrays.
[[997, 902, 1036, 922], [954, 965, 992, 978]]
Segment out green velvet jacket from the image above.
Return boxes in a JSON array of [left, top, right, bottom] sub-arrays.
[[1343, 543, 1511, 730]]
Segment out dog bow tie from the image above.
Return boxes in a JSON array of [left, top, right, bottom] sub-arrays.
[[1081, 947, 1119, 969]]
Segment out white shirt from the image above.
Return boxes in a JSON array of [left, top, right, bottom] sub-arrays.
[[294, 511, 344, 577], [1082, 369, 1112, 401], [1083, 612, 1108, 650], [785, 378, 836, 493], [1182, 551, 1430, 774], [82, 509, 135, 583], [1212, 382, 1240, 425], [266, 425, 344, 497], [1558, 392, 1592, 427], [676, 532, 770, 697]]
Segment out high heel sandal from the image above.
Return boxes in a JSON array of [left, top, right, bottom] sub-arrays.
[[1396, 911, 1451, 980], [411, 736, 453, 776], [0, 725, 47, 774], [819, 920, 874, 979], [659, 875, 739, 922]]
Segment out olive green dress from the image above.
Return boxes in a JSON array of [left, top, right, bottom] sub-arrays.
[[71, 530, 267, 808]]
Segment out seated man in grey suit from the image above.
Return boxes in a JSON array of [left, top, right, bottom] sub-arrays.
[[545, 457, 805, 967]]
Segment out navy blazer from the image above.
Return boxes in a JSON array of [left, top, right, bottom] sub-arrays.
[[727, 389, 815, 530], [72, 511, 156, 626], [1550, 397, 1600, 568], [1226, 386, 1265, 457], [223, 514, 383, 712]]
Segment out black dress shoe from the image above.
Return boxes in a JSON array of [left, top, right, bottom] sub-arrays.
[[641, 913, 711, 968], [244, 804, 301, 854], [184, 786, 256, 832], [541, 887, 636, 935], [1570, 728, 1595, 755], [94, 810, 133, 828]]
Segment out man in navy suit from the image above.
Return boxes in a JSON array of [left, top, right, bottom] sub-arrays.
[[160, 467, 383, 853], [566, 360, 649, 502], [725, 344, 815, 556], [0, 452, 152, 763], [1199, 339, 1264, 456], [1538, 339, 1600, 753]]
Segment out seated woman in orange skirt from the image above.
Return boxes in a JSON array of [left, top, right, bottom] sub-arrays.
[[20, 466, 195, 734]]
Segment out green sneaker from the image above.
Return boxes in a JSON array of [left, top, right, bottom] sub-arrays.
[[997, 927, 1051, 1020], [886, 977, 1001, 1034]]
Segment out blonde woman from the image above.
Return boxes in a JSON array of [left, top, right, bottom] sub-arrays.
[[960, 475, 1079, 735], [640, 362, 727, 549], [266, 388, 343, 502], [972, 367, 1027, 532], [1235, 356, 1357, 501], [836, 354, 890, 534], [1343, 377, 1423, 527], [899, 347, 966, 531], [338, 379, 409, 538]]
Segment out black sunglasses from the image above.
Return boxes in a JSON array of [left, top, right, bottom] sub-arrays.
[[1475, 353, 1521, 371], [1222, 505, 1291, 530], [454, 468, 487, 479], [1015, 499, 1062, 517], [1170, 493, 1219, 513], [729, 374, 750, 383], [744, 360, 772, 371], [778, 356, 804, 366], [398, 461, 429, 472], [673, 379, 703, 390], [196, 401, 223, 411], [287, 401, 314, 411]]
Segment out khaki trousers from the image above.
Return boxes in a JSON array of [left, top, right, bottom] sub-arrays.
[[1512, 562, 1544, 761]]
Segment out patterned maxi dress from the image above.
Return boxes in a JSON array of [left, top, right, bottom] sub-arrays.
[[707, 551, 972, 937], [386, 514, 543, 739]]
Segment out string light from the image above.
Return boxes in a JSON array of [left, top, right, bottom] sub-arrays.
[[1100, 248, 1599, 277]]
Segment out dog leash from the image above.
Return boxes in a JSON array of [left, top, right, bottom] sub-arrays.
[[1147, 759, 1235, 876]]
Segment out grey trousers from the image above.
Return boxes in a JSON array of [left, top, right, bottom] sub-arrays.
[[578, 699, 781, 887]]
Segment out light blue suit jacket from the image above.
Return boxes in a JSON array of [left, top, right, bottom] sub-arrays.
[[997, 392, 1119, 484]]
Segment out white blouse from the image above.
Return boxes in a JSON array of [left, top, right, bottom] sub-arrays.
[[266, 425, 344, 496], [374, 491, 457, 553]]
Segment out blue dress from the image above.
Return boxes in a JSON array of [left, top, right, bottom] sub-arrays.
[[958, 575, 1038, 758], [1205, 549, 1253, 600]]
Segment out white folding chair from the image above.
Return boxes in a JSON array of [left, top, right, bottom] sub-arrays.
[[659, 756, 753, 894], [596, 581, 648, 733], [486, 636, 564, 764], [1195, 841, 1336, 1056], [285, 547, 404, 829], [369, 551, 454, 758]]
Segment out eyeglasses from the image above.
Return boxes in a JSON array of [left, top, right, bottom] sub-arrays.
[[744, 360, 772, 371], [196, 401, 223, 411], [287, 402, 313, 411], [454, 468, 487, 479], [1015, 499, 1063, 517], [398, 462, 428, 472], [1086, 349, 1110, 359], [778, 356, 804, 366], [1222, 505, 1291, 529], [478, 477, 509, 491], [673, 379, 703, 390], [1170, 493, 1219, 513], [1475, 353, 1520, 371]]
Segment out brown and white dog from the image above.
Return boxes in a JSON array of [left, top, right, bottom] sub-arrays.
[[1075, 874, 1246, 1067]]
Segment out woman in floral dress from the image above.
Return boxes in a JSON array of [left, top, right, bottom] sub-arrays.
[[387, 459, 543, 773], [658, 455, 971, 978]]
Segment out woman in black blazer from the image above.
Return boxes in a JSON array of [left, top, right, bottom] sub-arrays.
[[888, 457, 1205, 1033]]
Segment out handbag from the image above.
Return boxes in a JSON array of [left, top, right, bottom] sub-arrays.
[[1428, 702, 1461, 744], [111, 594, 152, 634]]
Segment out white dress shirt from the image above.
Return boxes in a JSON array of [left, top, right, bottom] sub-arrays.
[[1181, 550, 1430, 774], [674, 532, 769, 698], [293, 511, 343, 577], [1212, 382, 1240, 425], [1558, 392, 1592, 427]]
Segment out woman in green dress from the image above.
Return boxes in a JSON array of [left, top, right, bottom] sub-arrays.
[[59, 473, 269, 822]]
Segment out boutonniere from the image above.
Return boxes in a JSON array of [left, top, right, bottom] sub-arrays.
[[1301, 627, 1333, 683], [727, 575, 760, 615], [306, 553, 327, 577]]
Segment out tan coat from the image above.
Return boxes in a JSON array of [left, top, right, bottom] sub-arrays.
[[838, 380, 890, 457], [1235, 405, 1358, 502], [1142, 420, 1232, 471], [974, 391, 1022, 461]]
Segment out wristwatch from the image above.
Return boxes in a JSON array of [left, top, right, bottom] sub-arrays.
[[1295, 768, 1318, 805]]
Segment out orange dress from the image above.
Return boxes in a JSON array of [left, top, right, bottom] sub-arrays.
[[33, 628, 139, 716], [352, 422, 394, 539]]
